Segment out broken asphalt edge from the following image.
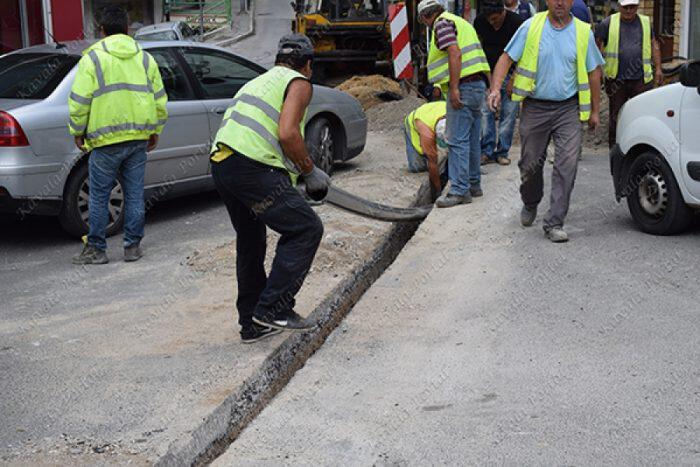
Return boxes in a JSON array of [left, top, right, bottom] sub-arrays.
[[155, 180, 432, 467], [214, 0, 256, 48]]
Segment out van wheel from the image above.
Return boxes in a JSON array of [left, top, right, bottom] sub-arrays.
[[305, 117, 335, 175], [625, 151, 692, 235], [58, 162, 125, 238]]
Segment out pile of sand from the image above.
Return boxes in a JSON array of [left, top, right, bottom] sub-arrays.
[[366, 94, 427, 133], [336, 75, 405, 110]]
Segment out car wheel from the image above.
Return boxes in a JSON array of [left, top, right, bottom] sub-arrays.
[[625, 151, 693, 235], [58, 162, 125, 238], [305, 117, 335, 175]]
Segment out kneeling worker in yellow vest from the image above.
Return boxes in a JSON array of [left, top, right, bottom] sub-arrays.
[[404, 101, 447, 201], [70, 5, 168, 265], [210, 35, 329, 343]]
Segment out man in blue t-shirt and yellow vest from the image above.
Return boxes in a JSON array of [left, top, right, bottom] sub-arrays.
[[488, 0, 604, 243], [209, 35, 330, 343], [418, 0, 491, 209]]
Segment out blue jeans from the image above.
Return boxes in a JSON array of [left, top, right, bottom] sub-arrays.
[[403, 125, 427, 173], [481, 78, 519, 160], [88, 141, 147, 251], [446, 80, 485, 196]]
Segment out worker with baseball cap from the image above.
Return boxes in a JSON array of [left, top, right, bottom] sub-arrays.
[[596, 0, 663, 148], [209, 34, 329, 343], [418, 0, 491, 209]]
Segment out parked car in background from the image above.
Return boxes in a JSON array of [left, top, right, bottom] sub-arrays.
[[0, 41, 367, 237], [135, 21, 199, 41], [610, 61, 700, 235]]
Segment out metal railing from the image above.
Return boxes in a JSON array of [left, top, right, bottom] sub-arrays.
[[164, 0, 232, 33]]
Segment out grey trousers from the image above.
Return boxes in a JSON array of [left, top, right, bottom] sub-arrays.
[[518, 97, 582, 230]]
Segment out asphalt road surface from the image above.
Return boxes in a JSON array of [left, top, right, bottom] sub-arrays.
[[228, 0, 294, 68]]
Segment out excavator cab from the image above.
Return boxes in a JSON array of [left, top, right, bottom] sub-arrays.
[[292, 0, 391, 80]]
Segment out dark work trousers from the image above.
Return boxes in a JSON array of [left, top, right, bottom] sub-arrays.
[[518, 96, 582, 230], [605, 78, 650, 148], [211, 153, 324, 330]]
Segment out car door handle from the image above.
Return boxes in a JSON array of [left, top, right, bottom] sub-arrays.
[[211, 107, 226, 115]]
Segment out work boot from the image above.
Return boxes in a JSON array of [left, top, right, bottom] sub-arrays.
[[545, 227, 569, 243], [497, 156, 511, 166], [240, 324, 283, 344], [520, 205, 537, 227], [480, 155, 495, 165], [436, 193, 470, 208], [470, 186, 483, 197], [124, 243, 143, 262], [253, 310, 316, 331], [72, 244, 108, 265]]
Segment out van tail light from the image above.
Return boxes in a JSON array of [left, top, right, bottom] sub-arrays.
[[0, 111, 30, 147]]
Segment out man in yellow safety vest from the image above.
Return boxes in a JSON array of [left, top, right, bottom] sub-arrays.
[[209, 35, 329, 343], [70, 5, 167, 264], [418, 0, 491, 209], [595, 0, 663, 148], [403, 101, 447, 200], [488, 0, 604, 243]]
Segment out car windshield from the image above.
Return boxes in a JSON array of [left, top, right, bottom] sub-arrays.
[[136, 30, 178, 41], [0, 53, 79, 99]]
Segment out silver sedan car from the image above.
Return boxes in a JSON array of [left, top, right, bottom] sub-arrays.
[[0, 41, 367, 236]]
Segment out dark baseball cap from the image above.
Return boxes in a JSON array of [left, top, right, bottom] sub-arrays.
[[481, 0, 505, 14], [277, 34, 314, 57]]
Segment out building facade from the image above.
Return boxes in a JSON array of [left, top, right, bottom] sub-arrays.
[[1, 0, 164, 54]]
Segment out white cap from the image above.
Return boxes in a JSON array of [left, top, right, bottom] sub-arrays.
[[619, 0, 639, 6], [417, 0, 443, 16]]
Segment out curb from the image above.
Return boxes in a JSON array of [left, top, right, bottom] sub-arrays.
[[214, 0, 256, 48], [155, 181, 432, 466]]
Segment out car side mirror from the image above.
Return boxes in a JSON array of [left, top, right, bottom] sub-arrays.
[[679, 61, 700, 88]]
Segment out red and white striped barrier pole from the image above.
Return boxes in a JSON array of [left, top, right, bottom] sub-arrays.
[[389, 3, 413, 80]]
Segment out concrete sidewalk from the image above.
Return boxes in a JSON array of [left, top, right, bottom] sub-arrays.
[[216, 152, 700, 464]]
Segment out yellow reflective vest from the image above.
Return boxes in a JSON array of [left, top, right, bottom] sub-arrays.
[[604, 13, 653, 84], [511, 12, 592, 121], [68, 34, 168, 150], [404, 101, 446, 156], [211, 66, 309, 185], [427, 11, 489, 92]]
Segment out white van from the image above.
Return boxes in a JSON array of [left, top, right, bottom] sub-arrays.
[[610, 61, 700, 234]]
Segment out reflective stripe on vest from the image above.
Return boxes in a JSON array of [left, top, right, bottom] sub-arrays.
[[427, 11, 490, 86], [212, 66, 308, 184], [511, 12, 592, 121], [604, 13, 653, 84], [405, 101, 447, 156]]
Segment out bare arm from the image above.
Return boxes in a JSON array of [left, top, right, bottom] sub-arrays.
[[416, 121, 441, 195], [447, 44, 463, 110], [487, 53, 514, 111], [279, 79, 315, 174], [652, 37, 663, 86], [588, 66, 601, 131]]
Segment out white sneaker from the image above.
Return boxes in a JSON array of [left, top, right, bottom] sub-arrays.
[[545, 227, 569, 243]]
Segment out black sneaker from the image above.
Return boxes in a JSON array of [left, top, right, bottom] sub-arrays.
[[252, 310, 316, 331], [520, 205, 537, 227], [124, 243, 143, 262], [470, 186, 483, 197], [72, 245, 108, 265], [240, 324, 283, 344]]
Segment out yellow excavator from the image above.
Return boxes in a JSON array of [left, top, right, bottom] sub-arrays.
[[292, 0, 422, 81]]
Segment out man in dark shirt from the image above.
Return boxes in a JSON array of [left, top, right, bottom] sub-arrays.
[[475, 0, 522, 165], [595, 0, 662, 147]]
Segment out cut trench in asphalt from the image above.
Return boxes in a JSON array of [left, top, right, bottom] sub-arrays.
[[155, 180, 434, 467]]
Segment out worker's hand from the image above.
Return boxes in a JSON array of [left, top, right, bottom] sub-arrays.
[[588, 111, 600, 132], [303, 166, 331, 201], [487, 89, 501, 112], [74, 136, 87, 153], [655, 69, 664, 87], [449, 87, 463, 110], [147, 134, 159, 152]]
